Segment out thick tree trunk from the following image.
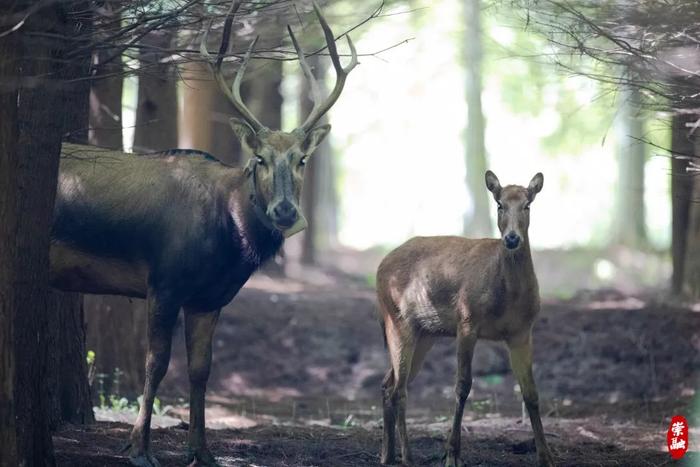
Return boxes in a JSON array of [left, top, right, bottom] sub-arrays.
[[179, 62, 219, 155], [46, 2, 96, 427], [0, 3, 73, 464], [47, 294, 94, 427], [0, 15, 22, 465], [134, 30, 178, 152], [463, 0, 491, 237], [614, 86, 647, 246], [671, 113, 695, 294]]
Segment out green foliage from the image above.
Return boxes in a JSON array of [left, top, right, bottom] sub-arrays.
[[91, 352, 171, 415], [540, 87, 614, 155], [86, 350, 95, 365], [484, 6, 617, 155]]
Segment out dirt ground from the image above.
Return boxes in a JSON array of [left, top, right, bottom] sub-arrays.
[[54, 267, 699, 466]]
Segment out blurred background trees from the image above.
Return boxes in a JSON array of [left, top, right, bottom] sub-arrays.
[[501, 0, 700, 297]]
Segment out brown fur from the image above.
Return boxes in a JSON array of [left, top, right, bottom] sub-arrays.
[[376, 171, 555, 467]]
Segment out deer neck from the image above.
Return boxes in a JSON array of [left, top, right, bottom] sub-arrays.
[[226, 170, 283, 266], [499, 235, 535, 292]]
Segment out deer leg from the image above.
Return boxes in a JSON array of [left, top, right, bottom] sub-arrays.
[[382, 317, 416, 466], [445, 332, 477, 467], [508, 333, 555, 467], [393, 344, 415, 466], [184, 308, 221, 467], [381, 337, 433, 465], [128, 291, 179, 467], [381, 369, 397, 465]]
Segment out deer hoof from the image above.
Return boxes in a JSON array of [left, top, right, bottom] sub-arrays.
[[128, 452, 161, 467], [186, 447, 221, 467]]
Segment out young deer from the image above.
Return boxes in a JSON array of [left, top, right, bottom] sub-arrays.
[[376, 171, 555, 467]]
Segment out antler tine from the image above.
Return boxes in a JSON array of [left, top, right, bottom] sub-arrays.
[[200, 0, 265, 132], [297, 1, 358, 133], [287, 25, 324, 109]]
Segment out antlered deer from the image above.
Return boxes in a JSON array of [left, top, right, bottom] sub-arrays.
[[50, 3, 356, 466], [376, 171, 555, 467]]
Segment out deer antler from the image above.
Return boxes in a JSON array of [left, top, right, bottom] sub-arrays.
[[200, 1, 265, 133], [289, 1, 358, 134]]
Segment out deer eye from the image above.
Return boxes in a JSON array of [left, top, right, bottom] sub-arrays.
[[524, 204, 530, 210], [497, 202, 503, 210], [299, 156, 308, 166], [254, 155, 265, 165]]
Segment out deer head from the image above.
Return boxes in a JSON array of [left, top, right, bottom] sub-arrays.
[[201, 1, 357, 237], [485, 170, 544, 251]]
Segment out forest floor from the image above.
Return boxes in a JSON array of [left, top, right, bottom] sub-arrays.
[[53, 258, 700, 466]]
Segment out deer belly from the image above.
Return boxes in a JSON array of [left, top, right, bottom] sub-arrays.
[[50, 242, 148, 298], [398, 281, 459, 336]]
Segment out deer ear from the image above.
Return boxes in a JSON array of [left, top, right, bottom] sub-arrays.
[[527, 172, 544, 201], [485, 170, 502, 199], [300, 124, 331, 155], [230, 118, 260, 153]]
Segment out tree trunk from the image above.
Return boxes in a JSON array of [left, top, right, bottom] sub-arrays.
[[47, 294, 94, 427], [614, 86, 646, 246], [134, 30, 178, 152], [463, 0, 491, 237], [0, 3, 73, 464], [0, 14, 22, 465], [300, 56, 332, 264], [671, 113, 695, 294], [45, 2, 96, 427], [179, 62, 219, 155]]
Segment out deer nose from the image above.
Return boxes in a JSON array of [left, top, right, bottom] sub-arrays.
[[504, 231, 520, 250], [272, 200, 298, 227]]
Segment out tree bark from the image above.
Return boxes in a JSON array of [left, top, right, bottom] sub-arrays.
[[614, 86, 647, 246], [463, 0, 491, 237], [0, 13, 22, 465], [179, 62, 218, 154], [671, 113, 695, 294], [47, 294, 94, 427], [0, 3, 74, 464], [44, 2, 96, 428]]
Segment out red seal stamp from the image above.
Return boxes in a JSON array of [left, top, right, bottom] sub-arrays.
[[667, 415, 689, 460]]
